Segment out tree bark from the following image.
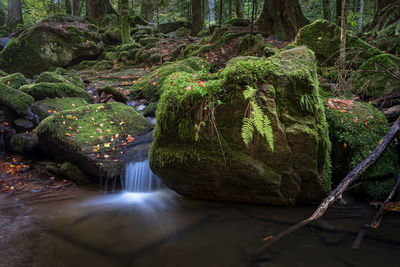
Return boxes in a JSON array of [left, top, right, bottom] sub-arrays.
[[72, 0, 80, 16], [235, 0, 243, 18], [86, 0, 115, 23], [219, 0, 223, 25], [256, 115, 400, 254], [322, 0, 331, 22], [256, 0, 308, 41], [140, 0, 153, 22], [336, 0, 342, 26], [6, 0, 23, 30], [340, 0, 349, 73], [65, 0, 72, 14], [120, 0, 132, 44], [192, 0, 202, 35]]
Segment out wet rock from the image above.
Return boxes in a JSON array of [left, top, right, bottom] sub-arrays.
[[150, 47, 331, 205], [158, 21, 189, 34], [60, 162, 91, 185], [14, 119, 34, 130], [9, 132, 38, 154]]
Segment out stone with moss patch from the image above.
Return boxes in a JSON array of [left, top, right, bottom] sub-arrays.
[[10, 133, 38, 154], [225, 18, 251, 27], [295, 20, 381, 67], [0, 73, 28, 89], [60, 162, 91, 185], [349, 54, 400, 98], [0, 83, 34, 114], [0, 15, 103, 76], [130, 57, 211, 101], [324, 98, 397, 200], [149, 46, 331, 205], [20, 82, 92, 102], [97, 86, 128, 103], [36, 71, 85, 90], [32, 97, 88, 121], [36, 102, 153, 177]]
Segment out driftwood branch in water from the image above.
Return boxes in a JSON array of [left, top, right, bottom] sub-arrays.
[[256, 116, 400, 255], [352, 172, 400, 249]]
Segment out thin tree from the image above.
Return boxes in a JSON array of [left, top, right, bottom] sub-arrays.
[[358, 0, 363, 31], [192, 0, 202, 35], [65, 0, 72, 14], [6, 0, 23, 30], [322, 0, 330, 21], [73, 0, 80, 16], [120, 0, 132, 44], [235, 0, 243, 17], [336, 0, 342, 25], [218, 0, 223, 26], [86, 0, 115, 23]]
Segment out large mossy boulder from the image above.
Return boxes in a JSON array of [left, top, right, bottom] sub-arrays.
[[20, 82, 92, 102], [32, 97, 88, 121], [36, 102, 153, 178], [349, 54, 400, 98], [0, 83, 34, 114], [0, 15, 103, 76], [0, 73, 28, 89], [130, 57, 211, 101], [149, 47, 331, 205], [325, 98, 398, 200], [9, 133, 38, 154], [295, 20, 381, 67]]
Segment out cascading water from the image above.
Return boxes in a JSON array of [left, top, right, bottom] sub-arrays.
[[124, 160, 162, 192]]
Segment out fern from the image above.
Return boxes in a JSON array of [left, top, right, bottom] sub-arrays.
[[241, 86, 274, 150], [300, 94, 316, 113]]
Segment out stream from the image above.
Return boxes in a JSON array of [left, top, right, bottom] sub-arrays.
[[1, 161, 399, 267]]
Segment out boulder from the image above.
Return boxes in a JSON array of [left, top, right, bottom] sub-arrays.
[[32, 97, 88, 121], [324, 98, 398, 200], [60, 162, 91, 185], [349, 54, 400, 99], [0, 83, 34, 114], [0, 73, 28, 89], [14, 119, 34, 130], [158, 21, 189, 34], [149, 47, 331, 205], [0, 15, 103, 76], [9, 132, 38, 154], [97, 86, 128, 103], [295, 20, 381, 67], [20, 82, 92, 102], [36, 102, 153, 178]]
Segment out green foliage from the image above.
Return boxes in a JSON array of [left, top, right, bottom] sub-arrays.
[[300, 94, 316, 112], [241, 86, 274, 150]]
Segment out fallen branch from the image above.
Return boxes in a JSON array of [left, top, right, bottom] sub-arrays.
[[256, 116, 400, 255], [352, 172, 400, 249]]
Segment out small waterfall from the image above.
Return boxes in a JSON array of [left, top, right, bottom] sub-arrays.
[[124, 160, 162, 192]]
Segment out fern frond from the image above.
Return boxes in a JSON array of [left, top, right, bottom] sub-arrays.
[[262, 115, 274, 151], [243, 86, 257, 100], [241, 117, 254, 145], [251, 100, 264, 136]]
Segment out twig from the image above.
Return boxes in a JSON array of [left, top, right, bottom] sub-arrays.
[[255, 116, 400, 256]]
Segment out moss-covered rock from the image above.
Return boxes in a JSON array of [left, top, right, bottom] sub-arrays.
[[0, 73, 28, 89], [32, 97, 88, 121], [102, 27, 121, 45], [0, 15, 103, 76], [36, 102, 153, 178], [142, 102, 157, 117], [324, 98, 398, 200], [149, 47, 331, 205], [60, 162, 91, 185], [132, 15, 148, 26], [97, 86, 128, 103], [9, 132, 38, 154], [225, 18, 251, 26], [131, 57, 211, 101], [36, 71, 85, 90], [20, 82, 92, 102], [138, 36, 158, 46], [349, 54, 400, 98], [295, 20, 381, 67], [0, 83, 34, 114]]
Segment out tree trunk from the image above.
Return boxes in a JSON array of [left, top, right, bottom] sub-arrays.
[[256, 0, 308, 41], [192, 0, 202, 35], [120, 0, 132, 44], [336, 0, 342, 26], [378, 0, 394, 9], [219, 0, 223, 26], [322, 0, 330, 22], [358, 0, 363, 31], [6, 0, 23, 30], [86, 0, 115, 23], [140, 0, 153, 22], [340, 0, 349, 72], [73, 0, 80, 16], [65, 0, 72, 14], [235, 0, 243, 18]]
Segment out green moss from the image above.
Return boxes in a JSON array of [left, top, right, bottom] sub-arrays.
[[102, 27, 121, 45], [9, 133, 38, 154], [196, 28, 210, 37], [149, 53, 162, 63], [139, 36, 159, 46], [225, 18, 251, 26], [36, 71, 85, 90], [32, 97, 88, 120], [350, 54, 400, 98], [142, 102, 157, 117], [97, 86, 128, 103], [60, 162, 90, 185], [0, 83, 34, 114], [295, 20, 382, 67], [130, 57, 211, 101], [132, 15, 148, 26], [20, 82, 92, 102], [325, 99, 397, 199], [0, 73, 28, 89], [238, 34, 269, 56]]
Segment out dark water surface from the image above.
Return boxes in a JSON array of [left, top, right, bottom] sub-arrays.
[[1, 187, 399, 267]]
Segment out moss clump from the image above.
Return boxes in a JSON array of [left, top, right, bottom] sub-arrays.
[[60, 162, 90, 185], [325, 99, 397, 200], [349, 54, 400, 98], [225, 18, 251, 26], [138, 36, 159, 46], [36, 102, 153, 177], [9, 133, 38, 154], [36, 71, 85, 90], [149, 53, 161, 63], [295, 20, 381, 67], [132, 15, 148, 26], [130, 57, 211, 101], [0, 73, 29, 89], [238, 34, 272, 56], [97, 86, 128, 103], [102, 27, 121, 45], [20, 82, 92, 102], [143, 102, 158, 117], [149, 46, 332, 205], [32, 97, 88, 120], [0, 83, 34, 114]]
